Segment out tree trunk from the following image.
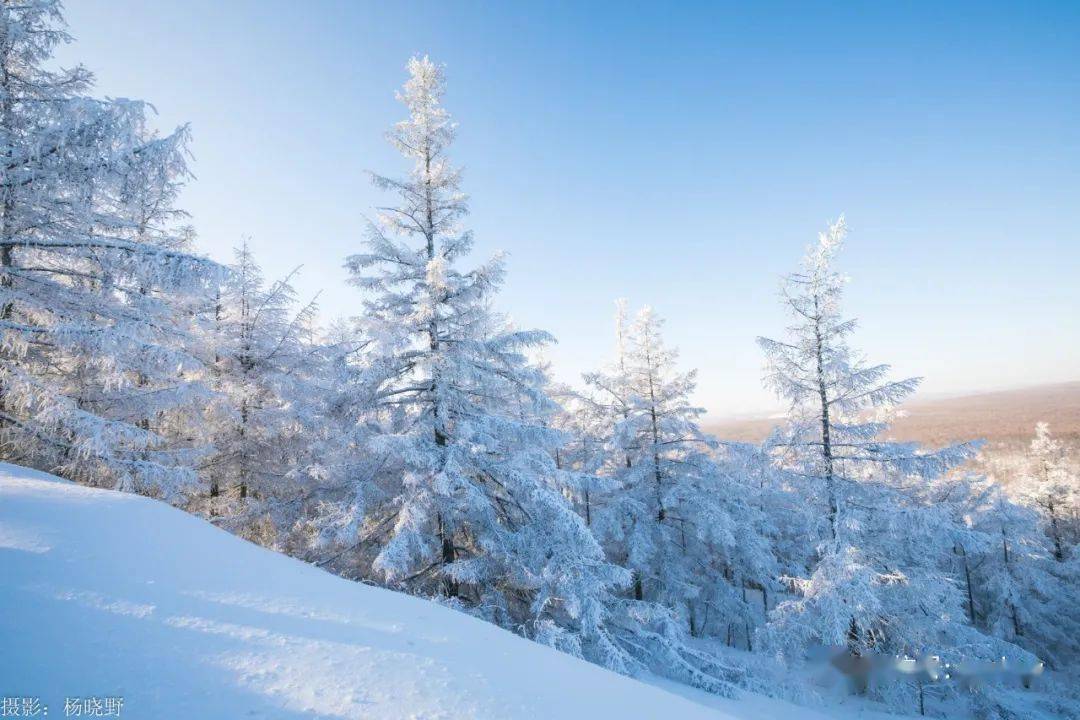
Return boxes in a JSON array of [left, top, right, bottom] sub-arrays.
[[0, 44, 16, 439], [1048, 499, 1064, 562], [436, 512, 458, 598], [643, 339, 664, 523], [1001, 527, 1023, 637], [959, 545, 977, 624], [813, 300, 838, 539], [583, 483, 591, 526]]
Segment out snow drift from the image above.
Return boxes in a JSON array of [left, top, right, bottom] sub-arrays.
[[0, 463, 749, 719]]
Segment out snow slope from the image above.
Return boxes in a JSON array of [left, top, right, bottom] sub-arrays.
[[1, 464, 738, 719], [0, 464, 896, 720]]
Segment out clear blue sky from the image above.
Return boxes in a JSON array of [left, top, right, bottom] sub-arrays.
[[54, 0, 1080, 416]]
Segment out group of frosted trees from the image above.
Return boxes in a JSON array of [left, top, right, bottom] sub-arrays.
[[4, 4, 1077, 717]]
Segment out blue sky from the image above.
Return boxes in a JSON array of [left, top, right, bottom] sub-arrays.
[[54, 1, 1079, 416]]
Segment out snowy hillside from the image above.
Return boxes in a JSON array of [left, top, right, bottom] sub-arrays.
[[1, 462, 872, 720]]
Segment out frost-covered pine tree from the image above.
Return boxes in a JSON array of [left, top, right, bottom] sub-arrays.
[[587, 306, 774, 636], [586, 307, 696, 605], [0, 0, 216, 494], [758, 217, 976, 539], [344, 56, 633, 666], [548, 383, 616, 529], [754, 219, 1034, 712], [1018, 423, 1077, 562], [957, 476, 1080, 680], [965, 484, 1080, 677], [560, 303, 762, 688], [710, 437, 806, 648], [757, 217, 974, 541], [68, 102, 211, 481], [1007, 424, 1080, 669], [194, 244, 330, 546]]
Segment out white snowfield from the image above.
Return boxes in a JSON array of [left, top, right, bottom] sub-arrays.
[[0, 464, 883, 720], [0, 464, 729, 719]]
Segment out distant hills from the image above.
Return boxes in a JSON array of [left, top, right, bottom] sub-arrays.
[[705, 381, 1080, 450]]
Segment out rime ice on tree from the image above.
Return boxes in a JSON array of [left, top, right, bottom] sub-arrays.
[[0, 0, 217, 494], [344, 55, 635, 672]]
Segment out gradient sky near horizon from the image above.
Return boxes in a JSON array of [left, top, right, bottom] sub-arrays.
[[53, 0, 1079, 417]]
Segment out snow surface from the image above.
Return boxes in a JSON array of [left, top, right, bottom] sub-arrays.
[[0, 464, 892, 719]]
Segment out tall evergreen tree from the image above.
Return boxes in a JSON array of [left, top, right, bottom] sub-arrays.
[[195, 244, 328, 546], [587, 306, 775, 637], [0, 0, 216, 494], [757, 217, 974, 543], [344, 55, 631, 665], [1019, 423, 1077, 563], [755, 219, 1034, 712], [964, 466, 1080, 673], [572, 303, 763, 686]]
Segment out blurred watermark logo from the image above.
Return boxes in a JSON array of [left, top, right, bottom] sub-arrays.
[[810, 645, 1045, 693]]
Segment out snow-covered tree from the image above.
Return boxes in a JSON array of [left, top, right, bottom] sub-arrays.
[[584, 306, 773, 636], [343, 55, 638, 668], [711, 437, 810, 647], [957, 482, 1080, 681], [68, 102, 211, 483], [586, 307, 698, 601], [758, 217, 974, 543], [1018, 423, 1077, 563], [0, 0, 216, 495], [193, 244, 332, 547], [547, 384, 615, 529], [753, 218, 1045, 714], [556, 302, 769, 692]]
